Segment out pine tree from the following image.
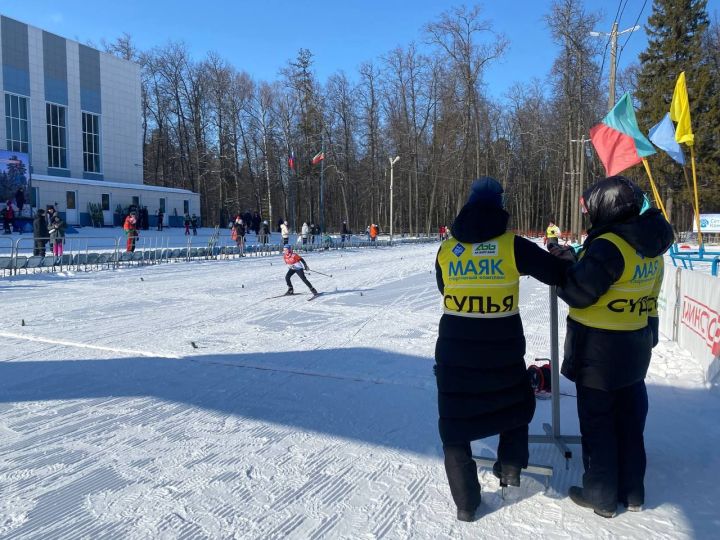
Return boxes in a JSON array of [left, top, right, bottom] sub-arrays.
[[636, 0, 720, 225]]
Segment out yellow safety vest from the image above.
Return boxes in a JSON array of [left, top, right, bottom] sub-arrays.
[[437, 231, 520, 318], [546, 225, 560, 239], [569, 232, 664, 331]]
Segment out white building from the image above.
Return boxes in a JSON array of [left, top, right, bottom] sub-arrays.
[[0, 14, 200, 226]]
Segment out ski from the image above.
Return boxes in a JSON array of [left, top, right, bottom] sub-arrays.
[[307, 292, 323, 301], [264, 292, 305, 300]]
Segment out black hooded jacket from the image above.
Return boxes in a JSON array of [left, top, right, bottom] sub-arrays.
[[434, 204, 570, 445], [557, 183, 674, 391]]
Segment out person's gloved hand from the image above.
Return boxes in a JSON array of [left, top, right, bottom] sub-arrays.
[[548, 243, 578, 263]]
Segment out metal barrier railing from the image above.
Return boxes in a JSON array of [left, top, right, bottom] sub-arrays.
[[1, 230, 442, 278]]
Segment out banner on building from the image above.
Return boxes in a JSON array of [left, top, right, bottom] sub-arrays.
[[0, 150, 30, 208], [692, 214, 720, 233]]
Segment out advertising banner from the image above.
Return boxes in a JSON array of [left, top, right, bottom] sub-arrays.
[[0, 150, 30, 210], [692, 214, 720, 233], [677, 270, 720, 382]]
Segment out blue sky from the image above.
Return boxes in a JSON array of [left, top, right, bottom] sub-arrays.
[[4, 1, 719, 99]]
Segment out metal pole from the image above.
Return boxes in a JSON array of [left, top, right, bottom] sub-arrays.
[[319, 136, 325, 234], [550, 285, 561, 438], [390, 160, 394, 244], [389, 156, 399, 244]]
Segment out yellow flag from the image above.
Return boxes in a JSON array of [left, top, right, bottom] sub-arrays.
[[670, 72, 694, 146]]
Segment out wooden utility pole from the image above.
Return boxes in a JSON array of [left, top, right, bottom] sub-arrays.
[[590, 22, 640, 111], [608, 22, 619, 112]]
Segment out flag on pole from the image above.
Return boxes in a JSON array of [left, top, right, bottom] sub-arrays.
[[589, 92, 656, 176], [648, 113, 685, 165], [288, 150, 295, 171], [670, 71, 694, 146], [311, 151, 325, 165]]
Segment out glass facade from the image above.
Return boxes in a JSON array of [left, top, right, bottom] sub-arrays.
[[46, 102, 67, 168], [5, 93, 29, 153], [82, 112, 101, 172]]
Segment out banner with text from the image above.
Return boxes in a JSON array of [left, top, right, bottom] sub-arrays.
[[692, 214, 720, 233]]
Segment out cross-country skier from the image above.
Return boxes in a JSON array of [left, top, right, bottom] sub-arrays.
[[282, 244, 317, 296]]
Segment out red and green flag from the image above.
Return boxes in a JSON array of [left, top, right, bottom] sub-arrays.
[[589, 92, 656, 176]]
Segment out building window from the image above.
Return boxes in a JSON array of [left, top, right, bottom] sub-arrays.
[[101, 193, 110, 211], [82, 112, 101, 172], [46, 103, 67, 169], [66, 191, 76, 210], [159, 198, 166, 212], [183, 200, 189, 214], [5, 93, 29, 153]]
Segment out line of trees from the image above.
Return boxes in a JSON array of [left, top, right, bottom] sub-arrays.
[[104, 0, 719, 235]]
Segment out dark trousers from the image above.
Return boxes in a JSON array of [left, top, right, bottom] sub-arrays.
[[285, 268, 314, 291], [577, 381, 648, 511], [33, 240, 46, 256], [443, 424, 529, 511]]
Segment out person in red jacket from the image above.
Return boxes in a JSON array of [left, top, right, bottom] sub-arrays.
[[283, 245, 317, 296], [123, 213, 139, 252]]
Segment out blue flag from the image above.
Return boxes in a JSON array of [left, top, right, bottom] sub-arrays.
[[648, 113, 685, 165]]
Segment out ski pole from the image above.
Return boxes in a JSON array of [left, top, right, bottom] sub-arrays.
[[307, 269, 332, 278]]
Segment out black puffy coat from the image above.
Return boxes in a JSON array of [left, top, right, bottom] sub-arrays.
[[558, 180, 674, 391], [434, 204, 570, 444], [33, 214, 48, 240]]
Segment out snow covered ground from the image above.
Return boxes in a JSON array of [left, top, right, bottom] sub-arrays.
[[1, 241, 719, 539]]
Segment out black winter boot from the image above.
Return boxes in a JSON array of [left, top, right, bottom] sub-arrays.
[[569, 486, 616, 518], [493, 461, 521, 487], [284, 288, 294, 295]]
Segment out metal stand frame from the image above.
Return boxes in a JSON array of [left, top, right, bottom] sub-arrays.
[[473, 286, 581, 490]]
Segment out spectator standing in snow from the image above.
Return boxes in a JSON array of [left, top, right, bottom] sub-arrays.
[[544, 219, 561, 248], [341, 221, 349, 243], [46, 206, 56, 226], [259, 220, 270, 245], [184, 213, 191, 235], [231, 217, 246, 254], [33, 209, 48, 256], [369, 223, 378, 242], [157, 209, 164, 231], [301, 222, 309, 245], [434, 177, 570, 522], [124, 213, 139, 252], [15, 187, 25, 213], [191, 214, 198, 235], [48, 215, 65, 258], [548, 177, 673, 518], [281, 220, 290, 245], [3, 201, 14, 233], [282, 245, 317, 296], [252, 211, 261, 235]]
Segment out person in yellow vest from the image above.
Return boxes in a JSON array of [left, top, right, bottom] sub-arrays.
[[435, 177, 570, 522], [544, 219, 561, 248], [548, 176, 673, 518]]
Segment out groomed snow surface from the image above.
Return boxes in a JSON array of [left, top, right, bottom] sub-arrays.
[[1, 234, 719, 539]]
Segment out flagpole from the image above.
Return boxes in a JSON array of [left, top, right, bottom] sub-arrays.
[[319, 135, 325, 234], [690, 146, 703, 248], [641, 159, 669, 221]]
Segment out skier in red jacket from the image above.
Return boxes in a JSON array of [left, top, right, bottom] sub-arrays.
[[283, 245, 317, 296]]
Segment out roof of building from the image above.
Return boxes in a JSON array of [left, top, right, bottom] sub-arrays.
[[32, 174, 197, 195]]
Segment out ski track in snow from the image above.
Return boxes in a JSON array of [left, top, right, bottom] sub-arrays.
[[1, 241, 719, 539]]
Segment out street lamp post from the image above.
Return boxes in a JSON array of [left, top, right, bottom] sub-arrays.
[[389, 156, 400, 244]]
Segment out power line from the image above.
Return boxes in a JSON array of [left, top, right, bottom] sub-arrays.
[[618, 0, 649, 65]]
